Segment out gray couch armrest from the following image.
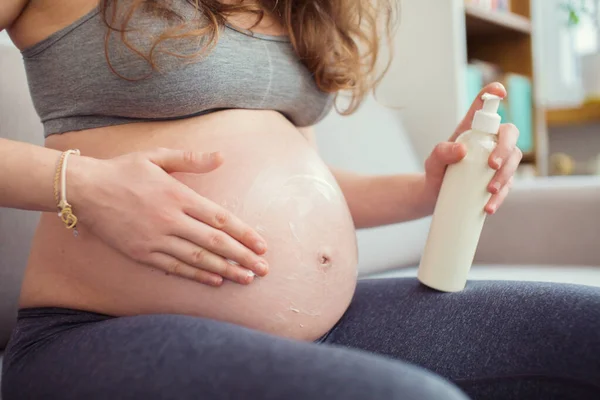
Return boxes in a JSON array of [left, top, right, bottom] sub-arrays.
[[475, 177, 600, 267], [0, 43, 45, 349]]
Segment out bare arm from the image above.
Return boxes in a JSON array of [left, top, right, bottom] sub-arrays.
[[329, 169, 432, 228], [301, 82, 521, 229], [0, 138, 273, 285], [1, 1, 275, 286], [0, 0, 28, 31], [299, 127, 432, 229], [1, 2, 94, 212], [0, 138, 65, 211]]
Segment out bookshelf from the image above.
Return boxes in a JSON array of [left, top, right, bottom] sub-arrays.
[[547, 101, 600, 127], [464, 0, 546, 176], [379, 0, 547, 176], [464, 5, 532, 36]]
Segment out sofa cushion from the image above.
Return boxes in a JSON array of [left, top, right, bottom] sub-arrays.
[[0, 43, 45, 349], [315, 96, 431, 276], [0, 351, 3, 399], [367, 265, 600, 288]]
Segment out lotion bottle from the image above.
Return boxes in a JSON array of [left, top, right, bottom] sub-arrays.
[[417, 93, 502, 292]]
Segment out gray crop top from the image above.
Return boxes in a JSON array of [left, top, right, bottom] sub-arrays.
[[21, 4, 334, 137]]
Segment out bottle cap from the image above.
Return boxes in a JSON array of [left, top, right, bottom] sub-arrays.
[[471, 93, 502, 134]]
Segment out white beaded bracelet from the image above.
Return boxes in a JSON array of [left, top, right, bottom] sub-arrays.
[[53, 149, 81, 236]]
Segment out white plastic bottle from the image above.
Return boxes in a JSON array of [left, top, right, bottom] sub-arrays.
[[417, 93, 502, 292]]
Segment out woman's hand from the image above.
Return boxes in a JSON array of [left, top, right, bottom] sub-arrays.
[[423, 82, 523, 214], [68, 148, 269, 287]]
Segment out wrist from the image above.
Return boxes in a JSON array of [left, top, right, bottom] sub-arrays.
[[416, 174, 438, 216], [65, 154, 100, 223]]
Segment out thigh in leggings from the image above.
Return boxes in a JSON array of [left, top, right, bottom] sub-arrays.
[[324, 278, 600, 400], [1, 308, 467, 400]]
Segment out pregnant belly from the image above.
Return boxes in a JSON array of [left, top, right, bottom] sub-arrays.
[[22, 110, 358, 341]]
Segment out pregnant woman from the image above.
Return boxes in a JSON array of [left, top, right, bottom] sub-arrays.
[[1, 1, 600, 399]]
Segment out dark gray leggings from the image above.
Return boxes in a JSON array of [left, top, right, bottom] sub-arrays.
[[3, 278, 600, 400]]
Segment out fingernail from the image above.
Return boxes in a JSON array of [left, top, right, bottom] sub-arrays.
[[255, 241, 267, 254], [491, 182, 501, 193], [243, 270, 255, 284], [210, 152, 223, 162], [254, 261, 269, 275], [488, 204, 497, 214], [494, 157, 503, 168]]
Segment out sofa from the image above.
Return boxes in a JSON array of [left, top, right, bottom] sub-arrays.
[[2, 41, 600, 397]]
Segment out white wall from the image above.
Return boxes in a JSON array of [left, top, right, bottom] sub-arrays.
[[532, 0, 585, 109], [0, 31, 12, 46], [377, 0, 467, 163]]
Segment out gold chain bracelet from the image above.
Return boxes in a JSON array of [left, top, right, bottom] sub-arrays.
[[53, 149, 81, 236]]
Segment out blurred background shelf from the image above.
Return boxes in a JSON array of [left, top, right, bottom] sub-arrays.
[[547, 101, 600, 127], [464, 1, 545, 175], [465, 4, 532, 37], [381, 0, 547, 177], [522, 152, 536, 164]]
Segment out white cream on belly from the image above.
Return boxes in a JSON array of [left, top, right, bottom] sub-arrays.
[[244, 169, 342, 251], [156, 132, 357, 338], [24, 111, 358, 340], [207, 165, 353, 325], [222, 171, 341, 281]]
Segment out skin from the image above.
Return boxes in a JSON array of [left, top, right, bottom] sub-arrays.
[[1, 1, 521, 341], [0, 140, 269, 286]]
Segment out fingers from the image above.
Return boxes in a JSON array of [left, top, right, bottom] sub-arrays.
[[485, 124, 521, 213], [488, 147, 522, 195], [148, 148, 224, 174], [177, 214, 269, 276], [147, 252, 224, 287], [158, 237, 257, 285], [489, 123, 520, 170], [183, 197, 268, 256], [486, 177, 513, 215], [424, 142, 467, 180], [451, 82, 507, 141]]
